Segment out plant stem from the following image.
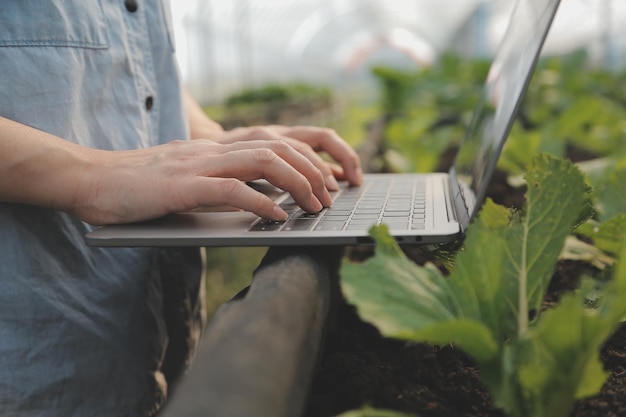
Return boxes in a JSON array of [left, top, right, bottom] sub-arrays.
[[518, 217, 530, 335]]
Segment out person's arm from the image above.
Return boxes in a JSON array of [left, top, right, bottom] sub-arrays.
[[0, 116, 332, 225], [184, 89, 224, 139], [182, 89, 363, 191]]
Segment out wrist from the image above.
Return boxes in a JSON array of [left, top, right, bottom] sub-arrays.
[[190, 118, 224, 140], [0, 117, 98, 216]]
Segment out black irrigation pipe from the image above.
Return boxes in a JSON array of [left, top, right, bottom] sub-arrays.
[[159, 245, 343, 417]]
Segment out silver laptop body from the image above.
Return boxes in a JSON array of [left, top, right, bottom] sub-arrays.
[[86, 0, 561, 248]]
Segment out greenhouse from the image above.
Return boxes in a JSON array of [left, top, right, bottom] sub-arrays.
[[171, 0, 626, 104], [1, 1, 625, 416]]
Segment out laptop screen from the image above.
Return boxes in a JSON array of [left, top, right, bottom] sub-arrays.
[[450, 0, 561, 226]]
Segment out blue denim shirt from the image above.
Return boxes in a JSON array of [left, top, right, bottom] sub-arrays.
[[0, 1, 204, 416]]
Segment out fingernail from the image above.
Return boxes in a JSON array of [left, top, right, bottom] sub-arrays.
[[310, 195, 324, 212], [326, 174, 339, 191], [273, 205, 288, 220], [322, 189, 333, 207]]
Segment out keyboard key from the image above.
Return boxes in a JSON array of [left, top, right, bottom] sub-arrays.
[[382, 214, 409, 221], [382, 219, 409, 230], [347, 219, 378, 225], [351, 214, 379, 221], [357, 203, 385, 209], [315, 221, 346, 231], [250, 220, 285, 231], [297, 212, 321, 219], [324, 208, 352, 215], [345, 223, 375, 231], [333, 203, 360, 210], [283, 219, 317, 231], [354, 208, 382, 214], [384, 207, 411, 212]]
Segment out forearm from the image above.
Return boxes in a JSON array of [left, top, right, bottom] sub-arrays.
[[0, 116, 97, 214], [0, 116, 330, 225], [183, 89, 224, 139]]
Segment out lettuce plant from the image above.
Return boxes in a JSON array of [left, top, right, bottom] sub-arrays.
[[340, 154, 626, 417]]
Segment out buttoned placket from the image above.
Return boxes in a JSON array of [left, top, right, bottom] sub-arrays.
[[121, 0, 159, 143]]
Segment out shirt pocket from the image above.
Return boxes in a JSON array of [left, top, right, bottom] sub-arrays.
[[0, 0, 110, 49]]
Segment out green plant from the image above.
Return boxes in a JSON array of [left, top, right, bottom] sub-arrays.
[[373, 54, 489, 173], [216, 81, 337, 130], [224, 83, 332, 107], [372, 51, 626, 175], [340, 154, 626, 417]]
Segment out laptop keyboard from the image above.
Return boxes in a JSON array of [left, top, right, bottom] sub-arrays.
[[249, 177, 427, 232]]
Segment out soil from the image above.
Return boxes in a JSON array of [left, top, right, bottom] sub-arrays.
[[303, 167, 626, 417]]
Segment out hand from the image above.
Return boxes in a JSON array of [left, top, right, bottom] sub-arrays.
[[204, 125, 363, 191], [74, 139, 336, 225], [1, 116, 363, 226], [185, 91, 362, 189]]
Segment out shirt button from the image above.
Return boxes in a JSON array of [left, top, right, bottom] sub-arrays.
[[125, 0, 138, 12], [145, 96, 154, 111]]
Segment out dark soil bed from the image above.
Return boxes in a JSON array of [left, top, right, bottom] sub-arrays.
[[304, 282, 626, 417], [303, 166, 626, 417]]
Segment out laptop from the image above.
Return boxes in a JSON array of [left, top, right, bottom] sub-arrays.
[[86, 0, 561, 248]]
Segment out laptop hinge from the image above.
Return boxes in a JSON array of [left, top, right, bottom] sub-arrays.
[[448, 168, 474, 232]]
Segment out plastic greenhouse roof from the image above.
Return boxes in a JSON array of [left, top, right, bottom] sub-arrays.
[[171, 0, 626, 104]]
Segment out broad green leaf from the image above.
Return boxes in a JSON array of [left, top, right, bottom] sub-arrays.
[[341, 224, 501, 363], [555, 96, 626, 155], [594, 168, 626, 221], [575, 215, 626, 256], [341, 155, 596, 417], [444, 223, 510, 343], [510, 241, 626, 417], [514, 289, 607, 417], [477, 198, 513, 230], [504, 155, 589, 334], [399, 319, 498, 363]]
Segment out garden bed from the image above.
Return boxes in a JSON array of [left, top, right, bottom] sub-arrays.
[[303, 165, 626, 417], [304, 275, 626, 417]]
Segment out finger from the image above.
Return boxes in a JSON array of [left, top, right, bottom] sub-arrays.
[[274, 126, 363, 186], [226, 133, 341, 191], [218, 140, 333, 208], [328, 163, 346, 181], [190, 177, 288, 221], [200, 146, 329, 213], [219, 130, 342, 191], [213, 126, 363, 186], [279, 138, 340, 191]]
